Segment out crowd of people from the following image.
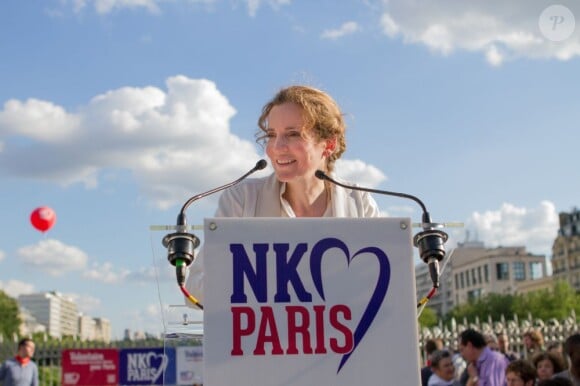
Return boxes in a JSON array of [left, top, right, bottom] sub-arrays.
[[421, 329, 580, 386]]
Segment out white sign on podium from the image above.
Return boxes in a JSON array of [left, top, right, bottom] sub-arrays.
[[203, 217, 420, 386]]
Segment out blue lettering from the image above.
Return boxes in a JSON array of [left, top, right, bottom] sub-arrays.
[[273, 243, 312, 303], [230, 243, 268, 303]]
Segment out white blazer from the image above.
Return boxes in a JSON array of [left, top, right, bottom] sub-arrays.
[[185, 172, 380, 304]]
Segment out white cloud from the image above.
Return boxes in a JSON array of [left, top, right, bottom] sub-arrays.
[[334, 158, 387, 188], [0, 98, 80, 142], [379, 1, 580, 65], [0, 250, 4, 262], [245, 0, 291, 17], [83, 261, 130, 283], [0, 75, 386, 210], [17, 239, 89, 276], [466, 200, 559, 256], [0, 279, 35, 298], [0, 76, 259, 209], [66, 0, 290, 16], [83, 262, 174, 284], [69, 0, 161, 14], [321, 21, 360, 40]]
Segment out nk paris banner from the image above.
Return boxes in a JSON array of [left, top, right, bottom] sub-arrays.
[[62, 349, 118, 386], [203, 217, 420, 386], [119, 347, 176, 385]]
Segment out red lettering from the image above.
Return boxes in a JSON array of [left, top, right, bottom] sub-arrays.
[[253, 307, 284, 355], [285, 306, 313, 354], [329, 305, 353, 354], [313, 305, 327, 354], [230, 304, 353, 357], [231, 307, 255, 355]]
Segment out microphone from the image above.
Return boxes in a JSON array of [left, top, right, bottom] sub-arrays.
[[163, 159, 268, 286], [315, 170, 448, 289]]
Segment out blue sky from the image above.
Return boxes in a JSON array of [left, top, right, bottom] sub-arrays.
[[0, 0, 579, 339]]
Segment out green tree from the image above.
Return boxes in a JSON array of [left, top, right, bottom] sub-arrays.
[[418, 306, 439, 328], [514, 280, 580, 320], [445, 293, 516, 323], [0, 290, 21, 338]]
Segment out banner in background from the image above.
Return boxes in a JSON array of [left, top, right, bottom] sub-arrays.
[[119, 347, 176, 385], [62, 348, 119, 385], [176, 346, 204, 385]]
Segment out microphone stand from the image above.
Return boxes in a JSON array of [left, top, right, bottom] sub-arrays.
[[162, 159, 268, 309], [314, 170, 449, 296]]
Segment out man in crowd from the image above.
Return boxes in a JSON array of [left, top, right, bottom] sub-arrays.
[[0, 338, 39, 386], [458, 328, 508, 386], [422, 338, 445, 386]]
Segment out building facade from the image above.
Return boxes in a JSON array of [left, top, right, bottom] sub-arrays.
[[552, 208, 580, 291], [18, 291, 79, 338], [451, 242, 546, 306], [94, 318, 112, 343], [415, 240, 548, 316]]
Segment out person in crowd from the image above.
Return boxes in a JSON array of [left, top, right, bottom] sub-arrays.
[[485, 333, 500, 351], [451, 343, 467, 381], [0, 338, 39, 386], [186, 85, 381, 303], [422, 338, 445, 386], [522, 329, 545, 359], [549, 342, 565, 357], [548, 342, 568, 369], [553, 333, 580, 386], [458, 328, 509, 386], [497, 332, 520, 362], [505, 359, 537, 386], [533, 352, 565, 382], [428, 350, 462, 386]]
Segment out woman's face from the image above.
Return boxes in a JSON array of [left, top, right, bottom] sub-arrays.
[[523, 335, 533, 348], [265, 102, 329, 183], [433, 357, 455, 382], [536, 358, 555, 380]]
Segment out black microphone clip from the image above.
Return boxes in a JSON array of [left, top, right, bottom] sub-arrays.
[[413, 213, 448, 289]]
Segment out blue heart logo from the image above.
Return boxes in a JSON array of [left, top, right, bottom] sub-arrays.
[[146, 353, 168, 383], [310, 237, 391, 373]]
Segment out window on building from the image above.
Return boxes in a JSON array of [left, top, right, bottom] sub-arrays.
[[455, 274, 459, 290], [478, 266, 482, 283], [472, 269, 477, 285], [529, 262, 543, 280], [496, 263, 509, 280], [460, 272, 465, 289], [513, 261, 526, 281], [484, 265, 489, 282], [467, 288, 482, 301], [466, 270, 471, 287]]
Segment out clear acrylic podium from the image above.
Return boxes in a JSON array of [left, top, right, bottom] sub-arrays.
[[150, 224, 205, 386]]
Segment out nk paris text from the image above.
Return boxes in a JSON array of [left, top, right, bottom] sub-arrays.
[[228, 241, 356, 357]]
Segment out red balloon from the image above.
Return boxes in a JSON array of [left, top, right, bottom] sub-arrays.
[[30, 206, 57, 233]]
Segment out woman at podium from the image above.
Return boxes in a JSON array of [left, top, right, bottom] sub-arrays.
[[186, 85, 380, 302]]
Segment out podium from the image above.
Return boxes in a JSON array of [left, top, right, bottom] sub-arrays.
[[201, 217, 420, 385]]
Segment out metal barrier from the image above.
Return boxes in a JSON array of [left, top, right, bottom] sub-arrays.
[[418, 311, 579, 363]]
